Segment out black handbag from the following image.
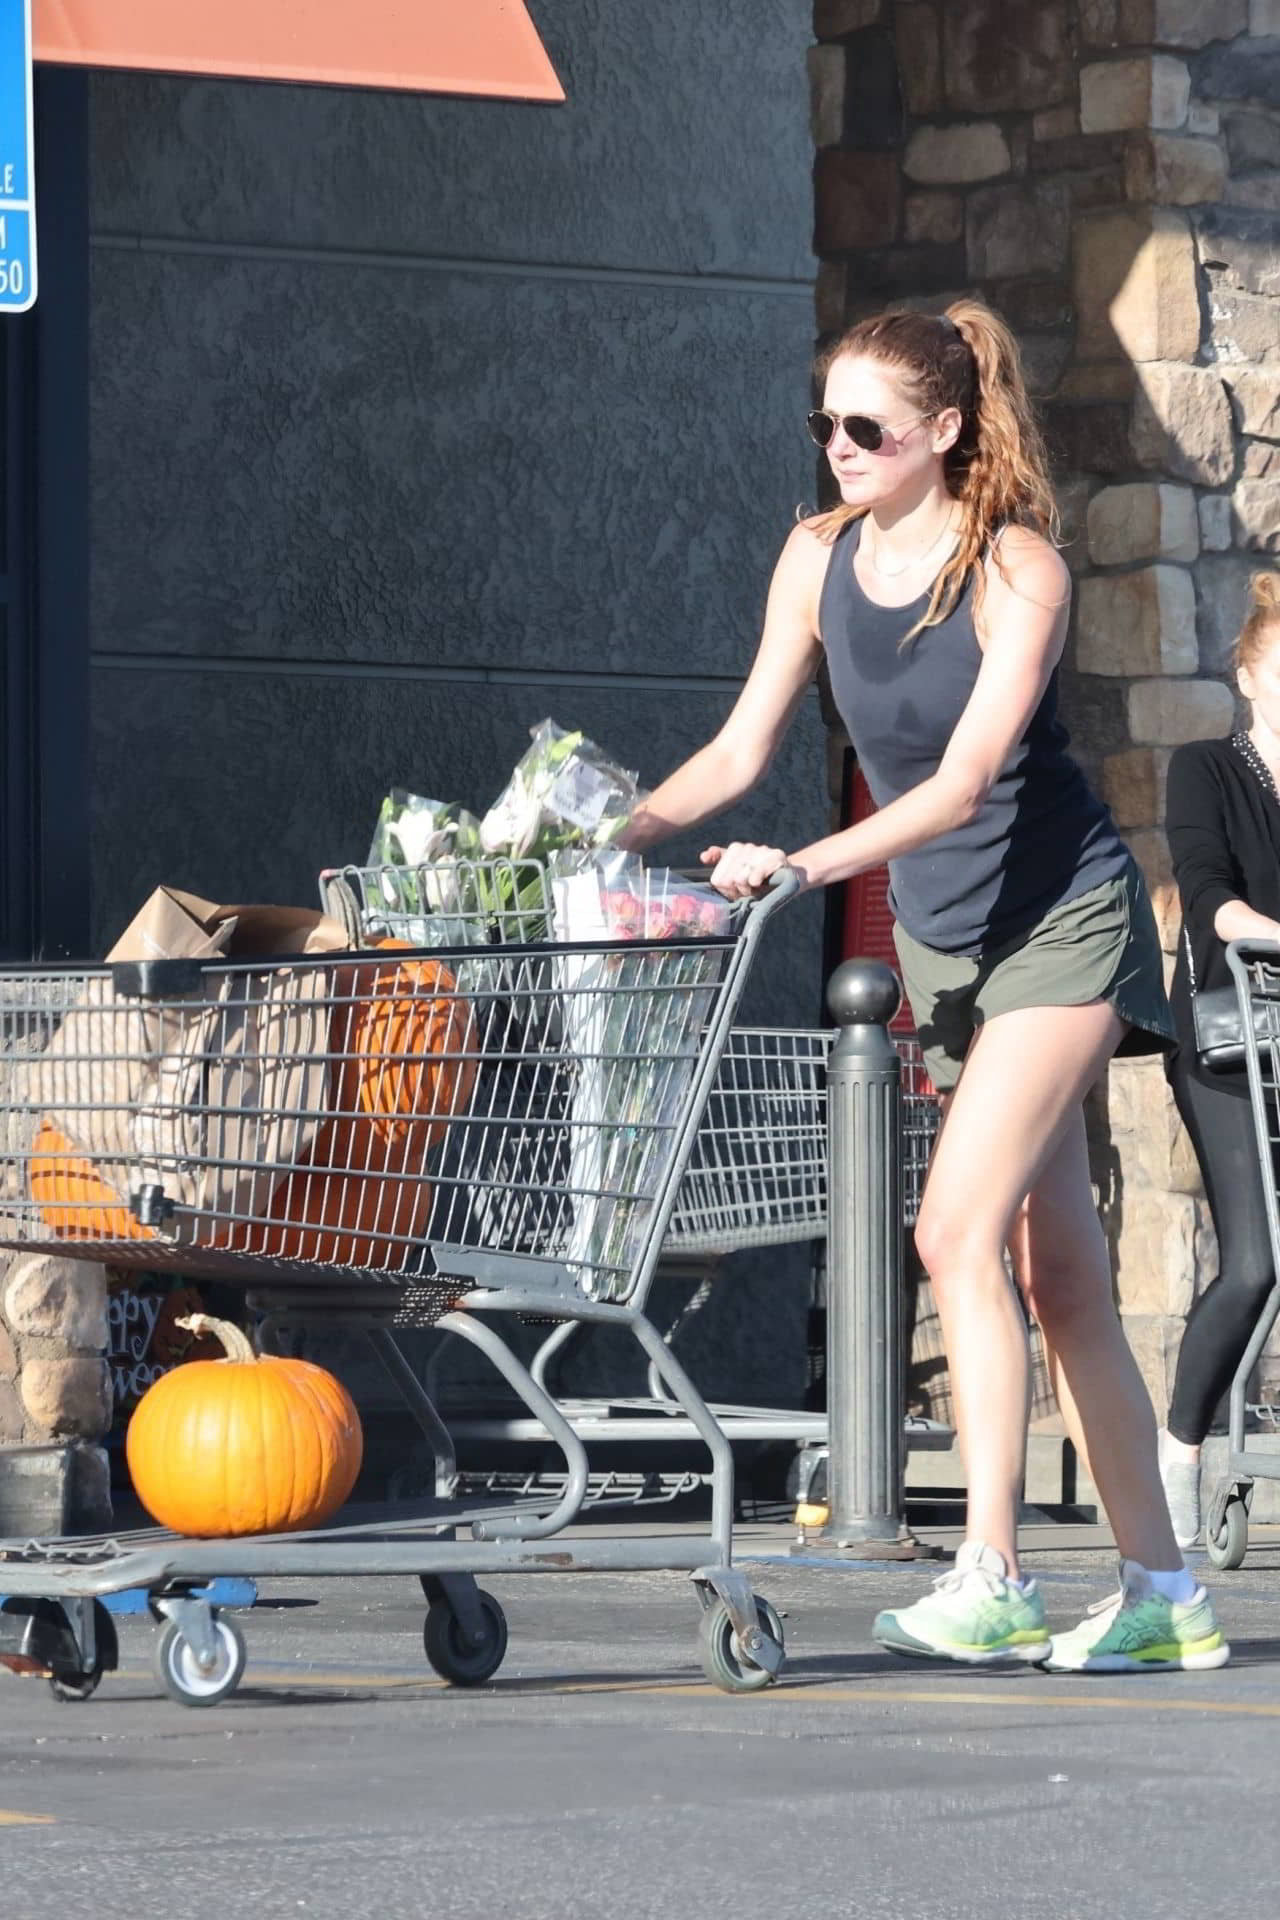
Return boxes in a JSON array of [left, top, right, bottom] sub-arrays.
[[1185, 928, 1255, 1072]]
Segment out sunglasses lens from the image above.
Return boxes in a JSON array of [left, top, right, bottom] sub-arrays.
[[806, 412, 888, 453], [847, 415, 885, 452]]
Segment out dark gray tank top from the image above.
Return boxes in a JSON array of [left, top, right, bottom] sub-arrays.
[[819, 517, 1128, 955]]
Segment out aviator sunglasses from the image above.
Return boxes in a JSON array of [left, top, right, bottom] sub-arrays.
[[805, 408, 933, 453]]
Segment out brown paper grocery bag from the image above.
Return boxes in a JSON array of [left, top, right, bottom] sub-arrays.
[[27, 888, 352, 1246], [105, 885, 349, 964]]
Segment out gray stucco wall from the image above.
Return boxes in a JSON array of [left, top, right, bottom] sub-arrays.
[[87, 1, 821, 1410]]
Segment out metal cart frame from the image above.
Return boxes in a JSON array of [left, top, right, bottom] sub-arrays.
[[0, 876, 798, 1704], [1204, 938, 1280, 1568]]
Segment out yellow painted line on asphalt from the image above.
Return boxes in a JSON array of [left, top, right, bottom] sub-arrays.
[[746, 1684, 1280, 1717], [483, 1676, 1280, 1718], [253, 1672, 446, 1691], [0, 1810, 55, 1826], [114, 1666, 447, 1693], [303, 1673, 1280, 1718], [546, 1679, 1280, 1718], [109, 1667, 1280, 1717]]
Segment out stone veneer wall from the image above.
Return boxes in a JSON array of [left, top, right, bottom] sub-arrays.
[[811, 0, 1280, 1414]]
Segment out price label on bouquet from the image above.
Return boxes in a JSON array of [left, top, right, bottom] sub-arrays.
[[548, 762, 614, 836]]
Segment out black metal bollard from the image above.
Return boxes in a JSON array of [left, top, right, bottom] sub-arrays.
[[813, 959, 926, 1559]]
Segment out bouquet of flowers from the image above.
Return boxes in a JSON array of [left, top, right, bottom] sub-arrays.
[[366, 790, 477, 871], [550, 856, 735, 1292], [360, 792, 485, 945], [363, 721, 648, 946], [479, 719, 646, 863]]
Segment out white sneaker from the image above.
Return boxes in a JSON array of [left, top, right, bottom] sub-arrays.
[[1158, 1428, 1202, 1549], [872, 1541, 1051, 1665], [1040, 1560, 1229, 1673]]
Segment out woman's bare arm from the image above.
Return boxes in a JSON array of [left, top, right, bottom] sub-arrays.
[[619, 523, 825, 851], [1213, 899, 1280, 943]]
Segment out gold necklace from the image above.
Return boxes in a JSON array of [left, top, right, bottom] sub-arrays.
[[866, 514, 958, 580]]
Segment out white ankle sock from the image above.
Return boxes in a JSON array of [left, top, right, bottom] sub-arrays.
[[1145, 1566, 1198, 1604]]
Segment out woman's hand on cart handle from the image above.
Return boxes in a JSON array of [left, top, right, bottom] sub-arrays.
[[702, 843, 805, 901]]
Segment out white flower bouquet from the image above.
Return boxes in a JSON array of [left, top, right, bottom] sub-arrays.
[[364, 721, 648, 945], [478, 719, 646, 864]]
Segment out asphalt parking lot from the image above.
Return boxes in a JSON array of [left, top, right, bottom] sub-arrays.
[[2, 1523, 1279, 1920]]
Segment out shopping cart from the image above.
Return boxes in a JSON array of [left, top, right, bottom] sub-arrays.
[[320, 859, 947, 1472], [1204, 938, 1280, 1569], [0, 874, 797, 1703]]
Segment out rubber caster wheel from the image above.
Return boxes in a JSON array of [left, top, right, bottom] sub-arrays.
[[48, 1601, 117, 1704], [699, 1596, 785, 1694], [1206, 1495, 1249, 1571], [423, 1592, 508, 1687], [154, 1615, 246, 1707], [49, 1667, 103, 1703]]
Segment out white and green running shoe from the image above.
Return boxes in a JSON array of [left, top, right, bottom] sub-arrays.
[[1040, 1560, 1230, 1673], [872, 1541, 1051, 1665]]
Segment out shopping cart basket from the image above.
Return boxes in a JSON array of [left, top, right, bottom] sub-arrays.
[[319, 854, 554, 950], [319, 858, 947, 1473], [0, 874, 797, 1704], [1204, 938, 1280, 1569]]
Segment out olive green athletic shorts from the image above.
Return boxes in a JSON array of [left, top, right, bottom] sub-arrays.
[[891, 859, 1175, 1093]]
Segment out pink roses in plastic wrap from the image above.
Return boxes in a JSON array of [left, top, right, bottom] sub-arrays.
[[602, 885, 731, 944]]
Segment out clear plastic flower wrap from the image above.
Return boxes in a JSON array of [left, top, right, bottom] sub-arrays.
[[549, 853, 735, 1289], [365, 791, 479, 870], [479, 720, 647, 863], [359, 792, 485, 942]]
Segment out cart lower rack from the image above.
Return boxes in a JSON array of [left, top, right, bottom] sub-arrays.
[[435, 1024, 948, 1469], [0, 876, 798, 1703]]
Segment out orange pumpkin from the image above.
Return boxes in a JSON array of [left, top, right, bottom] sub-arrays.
[[246, 945, 476, 1266], [331, 942, 477, 1149], [246, 1116, 437, 1267], [29, 1118, 155, 1242], [125, 1313, 363, 1537]]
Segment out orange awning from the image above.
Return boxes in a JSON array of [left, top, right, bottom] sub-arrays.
[[33, 0, 564, 101]]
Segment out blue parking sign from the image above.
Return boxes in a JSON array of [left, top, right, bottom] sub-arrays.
[[0, 0, 35, 311]]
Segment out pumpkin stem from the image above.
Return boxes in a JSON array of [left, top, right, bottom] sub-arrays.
[[174, 1313, 257, 1364]]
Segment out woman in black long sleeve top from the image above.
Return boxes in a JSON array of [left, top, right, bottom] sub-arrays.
[[1162, 572, 1280, 1545]]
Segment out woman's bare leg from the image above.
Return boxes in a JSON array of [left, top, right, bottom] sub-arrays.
[[915, 1001, 1179, 1575], [1007, 1104, 1180, 1569], [1004, 1201, 1096, 1489]]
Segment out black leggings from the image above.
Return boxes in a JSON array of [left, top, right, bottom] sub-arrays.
[[1166, 1054, 1278, 1446]]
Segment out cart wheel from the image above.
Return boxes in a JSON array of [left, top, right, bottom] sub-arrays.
[[423, 1592, 508, 1687], [1206, 1495, 1249, 1571], [48, 1666, 103, 1703], [699, 1596, 785, 1694], [154, 1615, 246, 1708], [48, 1600, 117, 1704]]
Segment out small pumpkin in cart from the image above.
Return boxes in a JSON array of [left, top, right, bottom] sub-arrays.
[[125, 1314, 363, 1537]]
